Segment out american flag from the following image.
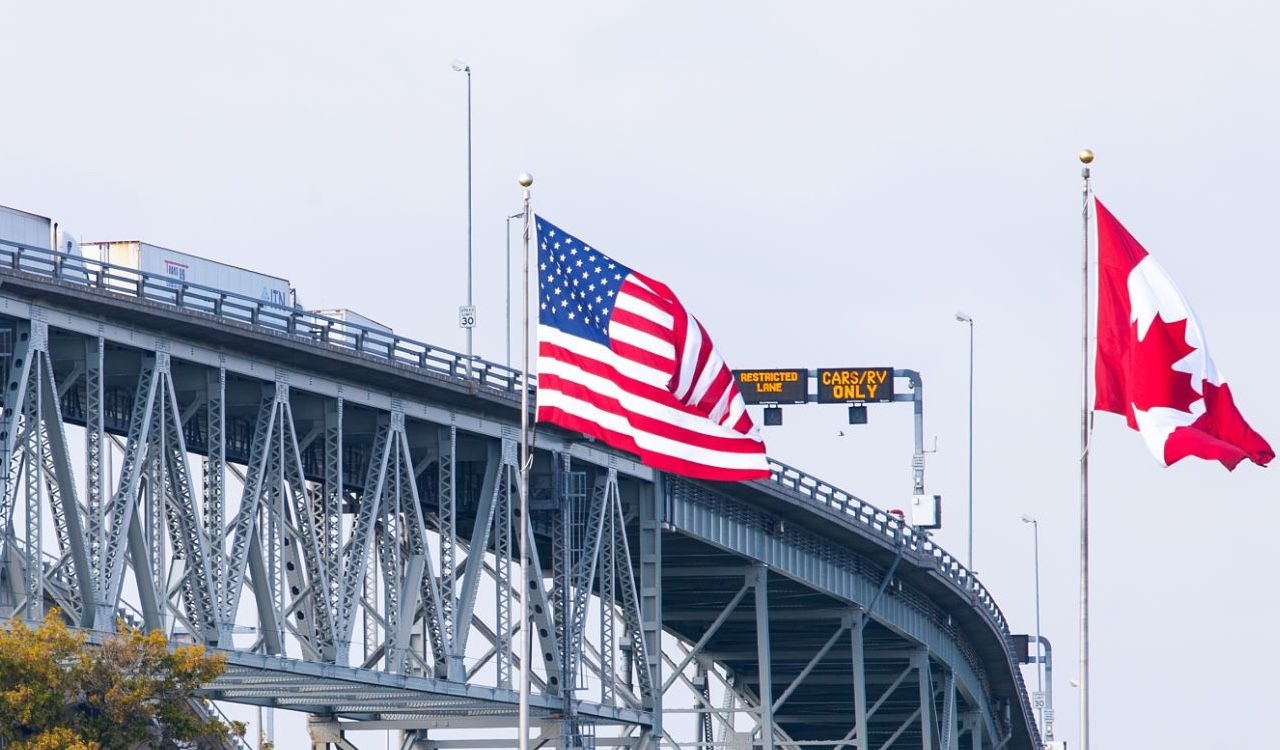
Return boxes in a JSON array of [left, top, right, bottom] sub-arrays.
[[534, 216, 769, 481]]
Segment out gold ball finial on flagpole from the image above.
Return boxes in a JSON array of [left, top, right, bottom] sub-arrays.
[[1078, 149, 1095, 165], [517, 173, 533, 187]]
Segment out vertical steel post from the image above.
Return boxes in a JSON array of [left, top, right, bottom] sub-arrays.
[[599, 488, 616, 706], [506, 212, 523, 369], [457, 62, 474, 381], [506, 213, 512, 370], [640, 475, 664, 746], [850, 614, 869, 750], [85, 337, 104, 592], [322, 396, 343, 662], [1033, 518, 1043, 738], [915, 650, 935, 750], [937, 669, 957, 750], [204, 367, 226, 615], [465, 66, 472, 372], [1038, 635, 1055, 741], [438, 423, 457, 663], [495, 439, 516, 689], [23, 355, 42, 622], [753, 565, 774, 750], [0, 322, 34, 619], [965, 319, 973, 571]]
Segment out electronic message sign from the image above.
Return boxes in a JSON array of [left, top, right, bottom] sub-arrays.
[[733, 368, 808, 405], [816, 367, 894, 403]]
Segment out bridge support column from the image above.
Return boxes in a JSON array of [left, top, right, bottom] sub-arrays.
[[753, 564, 774, 750], [850, 614, 869, 750], [915, 650, 936, 750], [960, 711, 984, 750], [639, 474, 664, 748], [940, 669, 958, 750], [307, 714, 361, 750]]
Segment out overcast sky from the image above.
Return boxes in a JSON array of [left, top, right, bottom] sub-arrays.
[[4, 2, 1278, 747]]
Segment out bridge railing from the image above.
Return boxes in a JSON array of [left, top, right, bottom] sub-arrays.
[[0, 239, 526, 394], [766, 457, 1038, 743], [766, 457, 1002, 623]]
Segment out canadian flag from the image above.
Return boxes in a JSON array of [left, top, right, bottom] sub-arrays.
[[1094, 197, 1273, 469]]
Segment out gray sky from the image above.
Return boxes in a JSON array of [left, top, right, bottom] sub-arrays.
[[4, 2, 1278, 746]]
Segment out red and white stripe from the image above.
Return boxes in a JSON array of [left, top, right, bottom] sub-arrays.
[[537, 271, 769, 481]]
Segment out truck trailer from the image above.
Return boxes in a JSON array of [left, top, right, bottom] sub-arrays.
[[81, 240, 293, 308], [0, 203, 80, 254]]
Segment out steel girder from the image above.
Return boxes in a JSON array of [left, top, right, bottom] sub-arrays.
[[0, 291, 1036, 750], [0, 320, 93, 624], [663, 479, 1009, 749]]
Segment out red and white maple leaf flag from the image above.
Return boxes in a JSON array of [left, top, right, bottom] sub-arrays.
[[1094, 197, 1273, 469]]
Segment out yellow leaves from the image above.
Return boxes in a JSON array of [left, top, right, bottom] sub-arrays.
[[0, 609, 231, 748], [10, 726, 99, 750]]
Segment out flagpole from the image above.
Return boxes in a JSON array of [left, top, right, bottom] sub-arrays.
[[517, 171, 534, 750], [1078, 148, 1094, 750]]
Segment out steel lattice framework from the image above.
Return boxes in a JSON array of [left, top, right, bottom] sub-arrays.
[[0, 240, 1039, 750]]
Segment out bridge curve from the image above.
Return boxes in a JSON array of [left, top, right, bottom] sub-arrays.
[[0, 241, 1038, 750]]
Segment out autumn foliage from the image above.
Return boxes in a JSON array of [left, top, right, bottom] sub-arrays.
[[0, 610, 240, 749]]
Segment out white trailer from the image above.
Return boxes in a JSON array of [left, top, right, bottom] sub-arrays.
[[309, 308, 392, 333], [81, 240, 292, 307], [309, 308, 394, 355], [0, 204, 79, 254]]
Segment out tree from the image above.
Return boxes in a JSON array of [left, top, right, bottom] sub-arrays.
[[0, 610, 240, 749]]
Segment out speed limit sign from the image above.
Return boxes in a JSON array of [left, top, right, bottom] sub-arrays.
[[458, 305, 477, 329]]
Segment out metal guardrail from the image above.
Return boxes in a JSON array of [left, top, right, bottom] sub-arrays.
[[766, 458, 1005, 629], [0, 238, 526, 393], [766, 457, 1039, 742], [0, 238, 1037, 740]]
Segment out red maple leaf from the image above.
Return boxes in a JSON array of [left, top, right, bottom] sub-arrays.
[[1128, 314, 1201, 415]]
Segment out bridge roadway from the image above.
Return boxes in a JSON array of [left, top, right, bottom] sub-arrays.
[[0, 242, 1039, 750]]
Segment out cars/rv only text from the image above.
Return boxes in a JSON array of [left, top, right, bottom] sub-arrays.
[[817, 368, 894, 403]]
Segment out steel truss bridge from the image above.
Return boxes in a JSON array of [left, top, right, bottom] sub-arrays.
[[0, 241, 1039, 750]]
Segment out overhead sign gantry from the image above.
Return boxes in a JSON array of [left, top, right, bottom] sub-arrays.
[[732, 366, 940, 529]]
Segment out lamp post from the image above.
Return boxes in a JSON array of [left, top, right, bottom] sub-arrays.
[[955, 311, 974, 573], [1022, 513, 1044, 739], [505, 211, 524, 369], [452, 59, 474, 380]]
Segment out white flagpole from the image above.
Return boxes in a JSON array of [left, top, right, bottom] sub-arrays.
[[1078, 148, 1094, 750], [517, 172, 534, 750]]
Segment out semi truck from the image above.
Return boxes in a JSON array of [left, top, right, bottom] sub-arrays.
[[81, 240, 293, 308], [1, 203, 80, 254]]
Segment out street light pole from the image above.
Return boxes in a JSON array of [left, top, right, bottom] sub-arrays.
[[452, 59, 474, 380], [1022, 514, 1044, 740], [955, 311, 974, 573], [505, 212, 523, 369]]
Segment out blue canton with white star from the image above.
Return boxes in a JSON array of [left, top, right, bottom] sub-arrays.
[[536, 217, 633, 347]]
